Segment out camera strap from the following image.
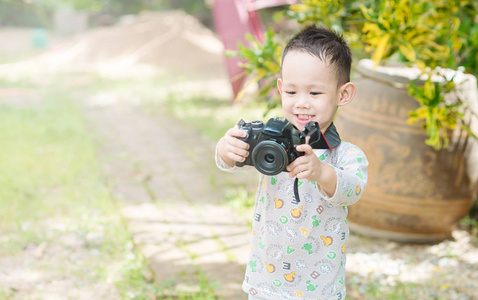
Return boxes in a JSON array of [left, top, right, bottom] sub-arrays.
[[293, 122, 341, 203], [294, 177, 301, 204], [310, 122, 341, 150]]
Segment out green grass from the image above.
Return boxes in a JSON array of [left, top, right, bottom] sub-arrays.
[[161, 92, 283, 141], [1, 99, 92, 227], [349, 279, 422, 300], [158, 268, 221, 300], [0, 85, 158, 299]]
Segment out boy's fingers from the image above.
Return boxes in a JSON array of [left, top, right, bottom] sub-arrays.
[[288, 164, 305, 178], [305, 135, 311, 145], [286, 159, 301, 173], [225, 141, 249, 160], [225, 131, 249, 149], [230, 152, 246, 162], [230, 138, 249, 150], [227, 127, 247, 138], [233, 148, 249, 159], [295, 170, 309, 179], [296, 144, 313, 154]]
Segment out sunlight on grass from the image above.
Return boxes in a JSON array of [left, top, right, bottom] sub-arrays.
[[0, 98, 95, 228], [0, 86, 157, 298], [162, 94, 283, 141]]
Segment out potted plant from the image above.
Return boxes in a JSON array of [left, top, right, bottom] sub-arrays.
[[230, 0, 478, 242]]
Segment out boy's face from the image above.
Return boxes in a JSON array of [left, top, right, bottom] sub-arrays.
[[278, 50, 352, 133]]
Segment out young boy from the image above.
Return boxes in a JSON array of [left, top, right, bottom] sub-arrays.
[[216, 25, 368, 300]]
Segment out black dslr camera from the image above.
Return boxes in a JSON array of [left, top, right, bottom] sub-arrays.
[[235, 117, 319, 175]]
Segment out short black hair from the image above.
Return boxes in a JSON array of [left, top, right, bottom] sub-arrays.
[[281, 25, 352, 86]]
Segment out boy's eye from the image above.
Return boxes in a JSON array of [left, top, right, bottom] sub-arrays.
[[285, 91, 296, 95], [310, 92, 321, 96]]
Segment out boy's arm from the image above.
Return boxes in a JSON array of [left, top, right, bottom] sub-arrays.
[[287, 143, 368, 206], [312, 162, 337, 197], [318, 145, 368, 206]]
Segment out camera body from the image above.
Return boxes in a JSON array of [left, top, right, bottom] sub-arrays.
[[235, 117, 318, 175]]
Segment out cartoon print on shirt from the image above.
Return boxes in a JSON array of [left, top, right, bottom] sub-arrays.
[[261, 179, 267, 190], [311, 215, 321, 228], [248, 254, 264, 273], [266, 244, 284, 261], [295, 259, 308, 269], [271, 177, 277, 185], [301, 243, 313, 255], [279, 289, 294, 300], [259, 196, 266, 206], [261, 286, 274, 298], [300, 227, 309, 237], [322, 281, 338, 299], [258, 282, 275, 298], [215, 141, 368, 299], [356, 184, 362, 195], [266, 220, 282, 236], [290, 206, 303, 218], [324, 217, 342, 234], [258, 237, 265, 249], [276, 177, 294, 196], [283, 273, 301, 288], [356, 168, 364, 179], [264, 261, 276, 273], [306, 280, 318, 291], [284, 271, 296, 282], [289, 206, 309, 224], [273, 279, 282, 287], [285, 226, 298, 243], [286, 245, 296, 254], [320, 235, 333, 247], [274, 197, 284, 209], [301, 191, 315, 203], [315, 259, 335, 275], [279, 215, 289, 224], [249, 260, 257, 272]]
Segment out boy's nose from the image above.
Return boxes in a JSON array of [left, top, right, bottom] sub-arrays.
[[295, 96, 311, 109]]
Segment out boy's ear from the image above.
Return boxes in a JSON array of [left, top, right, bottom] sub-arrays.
[[277, 78, 283, 95], [338, 82, 356, 107]]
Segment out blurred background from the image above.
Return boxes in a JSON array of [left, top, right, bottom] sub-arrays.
[[0, 0, 477, 299]]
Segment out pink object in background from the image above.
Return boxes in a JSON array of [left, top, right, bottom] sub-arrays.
[[213, 0, 297, 99]]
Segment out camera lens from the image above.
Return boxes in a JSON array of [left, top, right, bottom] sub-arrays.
[[264, 153, 274, 163], [252, 141, 288, 176]]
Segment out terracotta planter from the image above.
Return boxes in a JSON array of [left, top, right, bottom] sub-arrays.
[[335, 59, 476, 243]]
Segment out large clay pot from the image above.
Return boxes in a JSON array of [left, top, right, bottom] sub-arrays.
[[335, 59, 475, 243]]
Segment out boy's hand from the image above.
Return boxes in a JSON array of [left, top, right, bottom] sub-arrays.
[[287, 143, 337, 197], [217, 126, 250, 168], [286, 143, 322, 182]]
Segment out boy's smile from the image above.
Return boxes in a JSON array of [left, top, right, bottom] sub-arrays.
[[277, 50, 353, 133], [296, 114, 316, 126]]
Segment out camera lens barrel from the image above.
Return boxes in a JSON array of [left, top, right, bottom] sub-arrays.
[[252, 140, 288, 176]]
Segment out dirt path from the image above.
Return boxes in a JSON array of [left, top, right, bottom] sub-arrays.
[[83, 98, 256, 299]]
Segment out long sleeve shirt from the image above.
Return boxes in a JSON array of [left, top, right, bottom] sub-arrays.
[[216, 140, 368, 300]]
